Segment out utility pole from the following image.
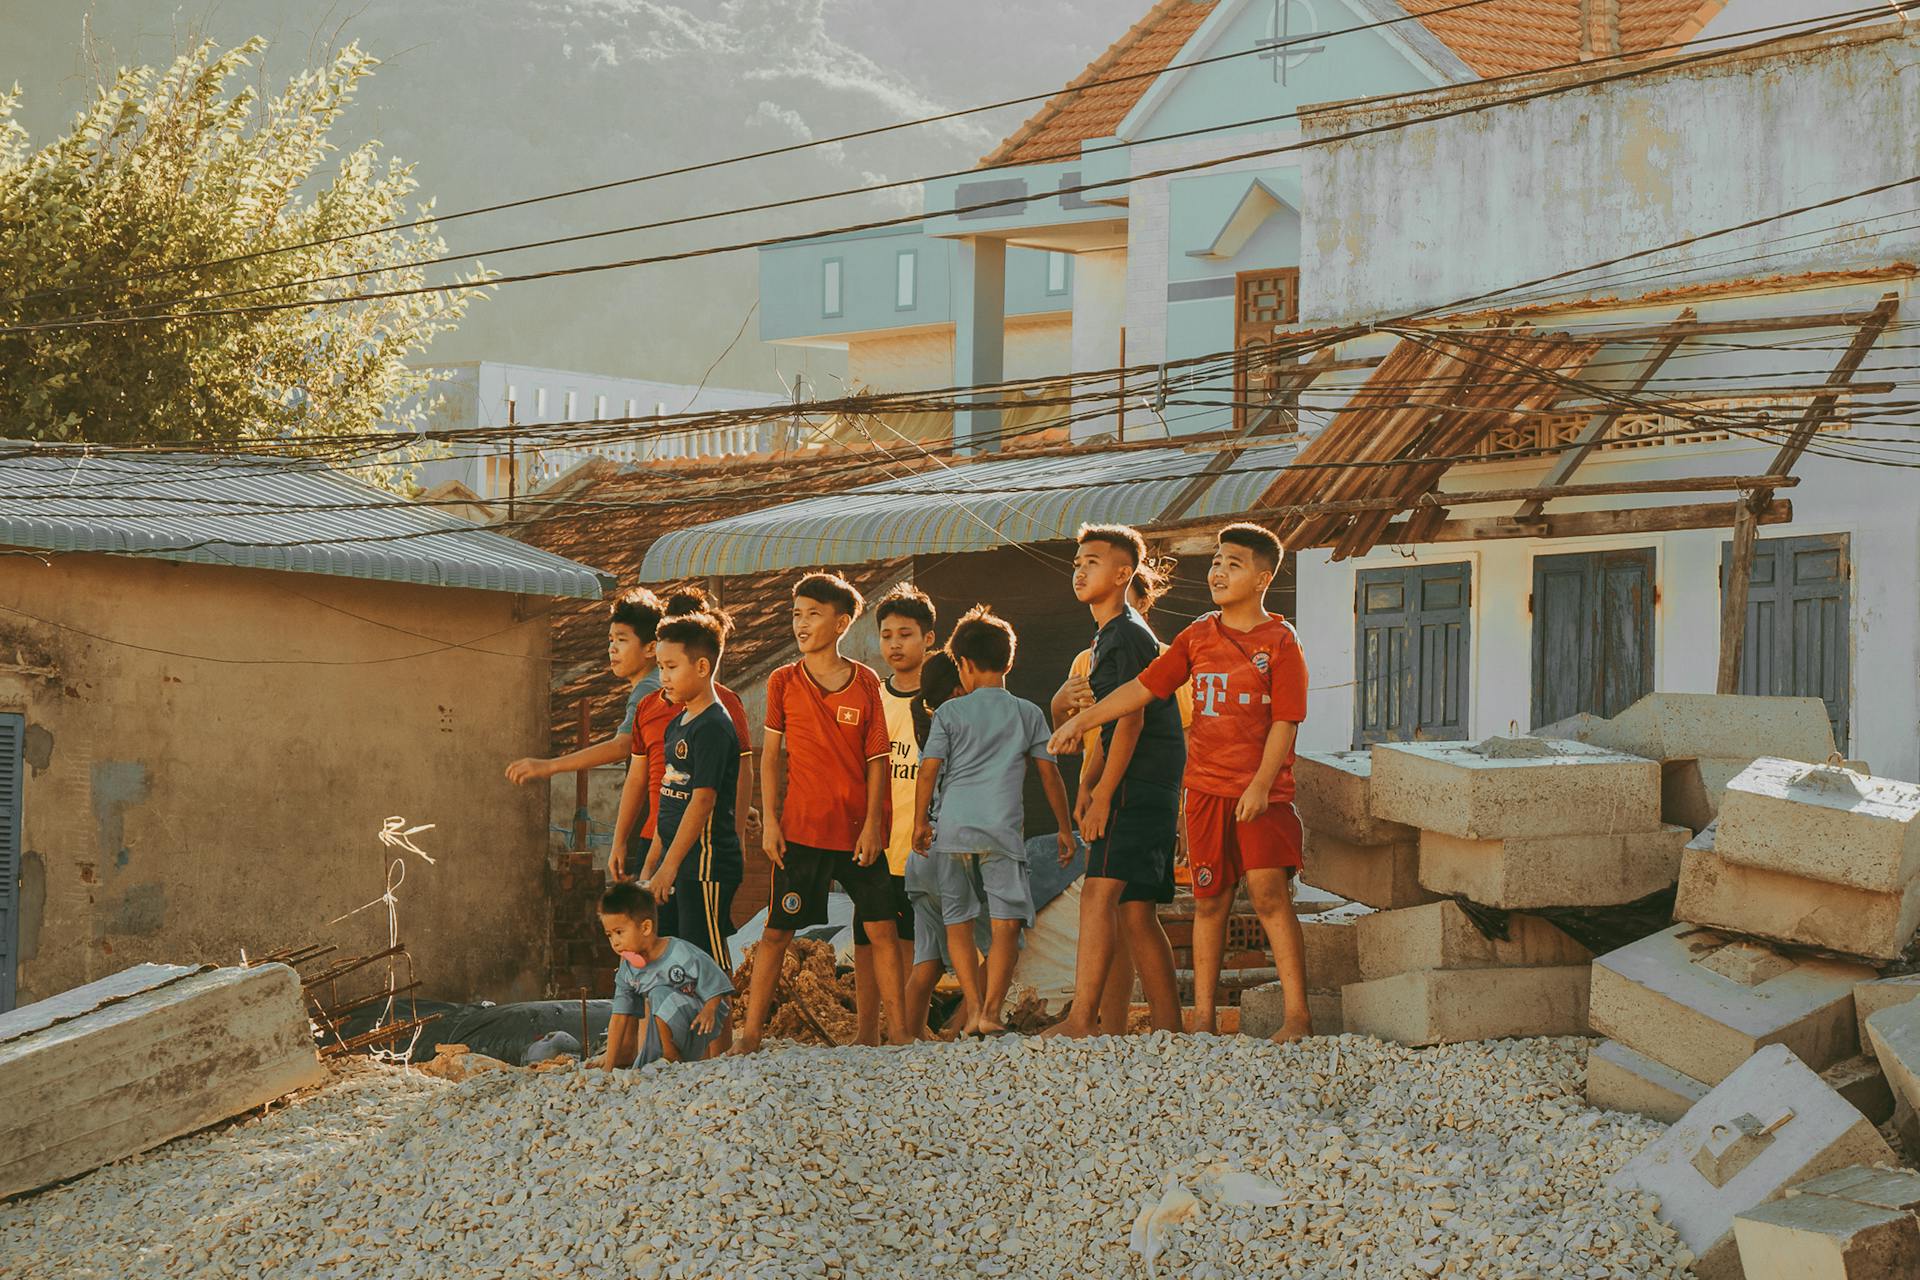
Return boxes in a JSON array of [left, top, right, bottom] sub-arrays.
[[506, 394, 518, 523]]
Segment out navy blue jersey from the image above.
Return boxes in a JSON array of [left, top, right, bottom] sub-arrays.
[[1090, 605, 1186, 785], [657, 700, 743, 882]]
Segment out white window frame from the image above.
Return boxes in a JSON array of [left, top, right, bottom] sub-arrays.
[[895, 249, 917, 310], [822, 257, 844, 318]]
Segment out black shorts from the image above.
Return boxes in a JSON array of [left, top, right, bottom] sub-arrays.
[[1087, 779, 1178, 905], [767, 843, 896, 932], [665, 872, 739, 970], [851, 872, 914, 945]]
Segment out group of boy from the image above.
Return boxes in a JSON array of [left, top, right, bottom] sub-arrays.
[[510, 518, 1315, 1066]]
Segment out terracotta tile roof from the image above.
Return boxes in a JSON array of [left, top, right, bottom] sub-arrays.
[[979, 0, 1724, 169], [982, 0, 1218, 169]]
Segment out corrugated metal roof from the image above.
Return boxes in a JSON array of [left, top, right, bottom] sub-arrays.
[[0, 446, 614, 599], [640, 440, 1296, 578]]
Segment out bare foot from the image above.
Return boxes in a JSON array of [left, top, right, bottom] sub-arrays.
[[1042, 1018, 1095, 1039], [1189, 1011, 1218, 1035], [1268, 1016, 1314, 1046], [726, 1032, 764, 1056]]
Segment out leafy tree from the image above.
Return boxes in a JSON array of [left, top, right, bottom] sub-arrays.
[[0, 38, 486, 461]]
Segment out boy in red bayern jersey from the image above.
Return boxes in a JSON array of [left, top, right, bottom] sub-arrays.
[[1051, 523, 1312, 1042], [732, 572, 908, 1054]]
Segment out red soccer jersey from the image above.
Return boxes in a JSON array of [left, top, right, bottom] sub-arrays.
[[632, 683, 750, 842], [764, 659, 889, 851], [1139, 613, 1308, 802]]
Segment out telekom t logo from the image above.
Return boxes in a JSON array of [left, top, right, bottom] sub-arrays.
[[1193, 672, 1231, 717]]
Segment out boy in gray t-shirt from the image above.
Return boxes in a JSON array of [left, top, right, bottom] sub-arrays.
[[913, 607, 1073, 1037]]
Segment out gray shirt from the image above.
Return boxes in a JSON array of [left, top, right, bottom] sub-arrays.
[[922, 686, 1052, 860]]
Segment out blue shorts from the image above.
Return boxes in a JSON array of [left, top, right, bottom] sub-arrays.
[[905, 853, 999, 968], [632, 991, 730, 1066]]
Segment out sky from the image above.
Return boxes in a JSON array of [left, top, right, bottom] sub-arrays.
[[0, 0, 1145, 394]]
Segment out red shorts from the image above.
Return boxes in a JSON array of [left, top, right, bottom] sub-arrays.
[[1183, 793, 1302, 898]]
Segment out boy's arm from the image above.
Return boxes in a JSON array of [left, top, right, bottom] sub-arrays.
[[647, 788, 719, 897], [1080, 712, 1143, 843], [912, 757, 943, 854], [854, 756, 888, 867], [692, 993, 726, 1036], [609, 757, 651, 880], [638, 833, 666, 885], [1237, 720, 1301, 823], [601, 1013, 638, 1069], [759, 732, 787, 868], [1074, 732, 1107, 828], [506, 733, 633, 784], [736, 750, 755, 850], [1047, 680, 1156, 755], [1035, 758, 1075, 867]]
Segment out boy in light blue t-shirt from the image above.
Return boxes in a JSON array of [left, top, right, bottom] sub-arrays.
[[913, 607, 1072, 1037], [594, 882, 734, 1067]]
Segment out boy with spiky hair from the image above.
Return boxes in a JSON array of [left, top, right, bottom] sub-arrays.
[[1045, 525, 1185, 1038], [635, 613, 745, 995], [505, 586, 664, 866], [733, 572, 907, 1054], [870, 582, 936, 1042], [1052, 523, 1312, 1042], [913, 607, 1073, 1035], [595, 881, 734, 1067]]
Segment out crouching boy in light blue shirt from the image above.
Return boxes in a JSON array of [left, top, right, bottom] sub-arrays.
[[595, 882, 734, 1066], [912, 607, 1073, 1036]]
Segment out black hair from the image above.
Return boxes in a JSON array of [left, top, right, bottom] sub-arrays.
[[874, 582, 936, 635], [599, 881, 658, 926], [664, 584, 733, 640], [1218, 522, 1283, 573], [947, 605, 1015, 674], [609, 586, 665, 643], [911, 650, 963, 746], [655, 612, 725, 667], [1077, 523, 1147, 568], [793, 571, 863, 619]]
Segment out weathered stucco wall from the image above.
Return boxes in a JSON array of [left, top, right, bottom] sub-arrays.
[[1300, 24, 1920, 321], [0, 555, 557, 1006], [846, 317, 1072, 393]]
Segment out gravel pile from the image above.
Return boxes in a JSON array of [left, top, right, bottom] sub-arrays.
[[1, 1035, 1692, 1279]]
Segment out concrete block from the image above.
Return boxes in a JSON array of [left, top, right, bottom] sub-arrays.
[[1418, 825, 1689, 909], [1369, 737, 1662, 840], [1855, 977, 1920, 1059], [1595, 693, 1836, 766], [1865, 1002, 1920, 1121], [1664, 757, 1754, 834], [1820, 1056, 1896, 1127], [1790, 1165, 1920, 1213], [1341, 965, 1589, 1047], [1237, 980, 1343, 1037], [1677, 823, 1920, 963], [1611, 1044, 1897, 1280], [1355, 901, 1591, 981], [1294, 750, 1415, 846], [1300, 909, 1365, 990], [0, 962, 323, 1200], [1300, 829, 1439, 911], [1717, 758, 1920, 893], [1734, 1194, 1920, 1280], [1589, 923, 1875, 1086], [1587, 1038, 1709, 1124]]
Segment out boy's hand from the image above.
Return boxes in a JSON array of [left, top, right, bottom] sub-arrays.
[[744, 807, 763, 845], [505, 758, 551, 785], [645, 868, 675, 902], [1056, 830, 1075, 867], [913, 819, 934, 855], [762, 819, 787, 870], [609, 845, 629, 881], [1047, 720, 1085, 757], [1234, 782, 1271, 825], [692, 999, 721, 1036], [1080, 791, 1113, 844], [854, 821, 885, 868], [1063, 672, 1096, 714]]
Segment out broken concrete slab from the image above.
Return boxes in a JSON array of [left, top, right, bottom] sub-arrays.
[[1294, 750, 1416, 846], [1587, 1038, 1709, 1124], [1790, 1165, 1920, 1213], [1341, 965, 1590, 1047], [1237, 981, 1344, 1038], [1856, 977, 1920, 1059], [1355, 901, 1591, 981], [1589, 923, 1875, 1086], [1716, 759, 1920, 894], [1677, 823, 1920, 963], [0, 962, 323, 1200], [1734, 1193, 1920, 1280], [1592, 693, 1836, 766], [1820, 1056, 1896, 1127], [1865, 1002, 1920, 1122], [1611, 1043, 1897, 1280], [1418, 824, 1690, 908], [1300, 910, 1365, 990], [1369, 737, 1662, 840], [1300, 830, 1440, 911], [1664, 757, 1755, 834]]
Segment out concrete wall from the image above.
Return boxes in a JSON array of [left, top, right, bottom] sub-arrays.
[[845, 316, 1073, 394], [0, 555, 559, 1006], [1299, 23, 1920, 321]]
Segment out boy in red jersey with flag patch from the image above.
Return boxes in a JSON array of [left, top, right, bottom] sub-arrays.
[[1051, 523, 1312, 1043]]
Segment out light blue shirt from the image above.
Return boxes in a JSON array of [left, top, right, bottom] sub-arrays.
[[922, 687, 1052, 860], [621, 667, 663, 738]]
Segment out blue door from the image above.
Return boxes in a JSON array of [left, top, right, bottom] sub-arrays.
[[1531, 548, 1657, 729], [0, 714, 20, 1012], [1723, 533, 1851, 753], [1353, 562, 1471, 747]]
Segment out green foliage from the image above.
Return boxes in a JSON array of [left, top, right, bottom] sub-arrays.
[[0, 38, 486, 462]]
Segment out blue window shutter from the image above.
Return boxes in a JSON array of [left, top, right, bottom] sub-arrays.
[[0, 713, 20, 1013], [1354, 563, 1471, 747], [1723, 533, 1851, 752], [1531, 548, 1656, 727]]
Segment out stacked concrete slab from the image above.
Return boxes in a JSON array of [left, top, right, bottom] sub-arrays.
[[1295, 750, 1436, 911], [1538, 693, 1837, 833], [1735, 1166, 1920, 1280], [1678, 760, 1920, 963], [0, 962, 323, 1199]]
